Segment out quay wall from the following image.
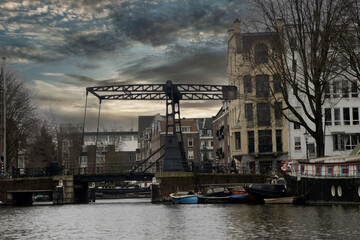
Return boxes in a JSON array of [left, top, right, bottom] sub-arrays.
[[152, 172, 271, 202], [0, 176, 76, 204]]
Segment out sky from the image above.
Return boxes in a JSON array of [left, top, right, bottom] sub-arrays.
[[0, 0, 249, 131]]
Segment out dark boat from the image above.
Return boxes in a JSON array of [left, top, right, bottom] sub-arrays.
[[243, 183, 289, 202], [282, 155, 360, 205], [198, 186, 248, 204]]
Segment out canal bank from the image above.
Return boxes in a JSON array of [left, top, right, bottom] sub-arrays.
[[151, 172, 270, 202]]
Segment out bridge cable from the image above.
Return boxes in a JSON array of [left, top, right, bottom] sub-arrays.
[[82, 90, 89, 145], [130, 144, 165, 173]]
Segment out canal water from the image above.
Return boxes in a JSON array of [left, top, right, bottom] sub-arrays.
[[1, 199, 360, 239]]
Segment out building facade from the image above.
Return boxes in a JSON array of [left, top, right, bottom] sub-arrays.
[[212, 101, 232, 173], [227, 19, 289, 174], [137, 115, 203, 172]]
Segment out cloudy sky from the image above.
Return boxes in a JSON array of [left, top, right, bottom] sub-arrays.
[[0, 0, 249, 131]]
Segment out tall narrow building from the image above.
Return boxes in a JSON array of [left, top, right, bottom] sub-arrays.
[[227, 19, 289, 174]]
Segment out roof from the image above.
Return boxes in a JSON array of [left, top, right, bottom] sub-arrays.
[[197, 118, 212, 130], [232, 32, 282, 53]]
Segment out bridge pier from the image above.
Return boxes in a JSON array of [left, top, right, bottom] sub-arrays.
[[0, 175, 88, 205]]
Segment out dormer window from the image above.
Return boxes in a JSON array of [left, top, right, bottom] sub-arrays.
[[254, 43, 268, 64]]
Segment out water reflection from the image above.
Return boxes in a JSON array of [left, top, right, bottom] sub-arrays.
[[1, 200, 360, 239]]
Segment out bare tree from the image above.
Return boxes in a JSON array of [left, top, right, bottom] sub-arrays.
[[250, 0, 351, 157], [336, 1, 360, 83], [5, 71, 39, 171], [27, 121, 57, 168]]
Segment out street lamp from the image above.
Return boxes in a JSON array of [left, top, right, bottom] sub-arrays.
[[304, 131, 309, 160]]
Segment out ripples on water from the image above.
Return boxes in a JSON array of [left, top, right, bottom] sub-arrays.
[[1, 199, 360, 239]]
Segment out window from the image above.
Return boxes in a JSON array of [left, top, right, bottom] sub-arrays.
[[188, 137, 193, 147], [294, 122, 301, 129], [327, 166, 333, 176], [324, 82, 330, 98], [235, 132, 241, 150], [333, 134, 344, 150], [201, 141, 207, 147], [316, 166, 322, 176], [256, 75, 269, 97], [182, 127, 191, 132], [254, 43, 268, 64], [325, 108, 332, 125], [351, 81, 358, 97], [80, 156, 87, 163], [333, 133, 360, 150], [333, 81, 340, 98], [295, 137, 301, 151], [273, 74, 281, 93], [334, 108, 341, 125], [244, 75, 252, 94], [342, 80, 349, 98], [289, 37, 297, 50], [257, 103, 271, 126], [356, 165, 360, 177], [245, 103, 253, 121], [353, 108, 359, 125], [258, 130, 272, 152], [341, 166, 349, 177], [276, 130, 282, 152], [248, 131, 254, 153], [274, 102, 282, 120], [343, 108, 350, 125], [188, 150, 194, 159], [308, 143, 316, 157]]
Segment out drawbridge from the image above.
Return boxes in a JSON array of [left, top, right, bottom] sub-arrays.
[[85, 80, 237, 172]]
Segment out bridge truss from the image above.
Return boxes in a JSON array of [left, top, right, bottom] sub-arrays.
[[85, 80, 237, 172]]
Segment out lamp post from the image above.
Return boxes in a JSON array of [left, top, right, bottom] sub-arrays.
[[304, 131, 309, 160], [0, 57, 5, 175]]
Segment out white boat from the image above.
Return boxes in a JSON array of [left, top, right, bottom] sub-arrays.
[[170, 191, 198, 204]]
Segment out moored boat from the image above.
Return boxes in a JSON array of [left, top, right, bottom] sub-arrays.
[[198, 186, 248, 204], [243, 183, 289, 202], [282, 155, 360, 204], [170, 191, 198, 204]]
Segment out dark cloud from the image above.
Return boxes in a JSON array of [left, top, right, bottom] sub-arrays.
[[75, 63, 101, 70], [64, 74, 123, 87], [109, 0, 244, 46], [62, 31, 127, 58], [120, 49, 227, 85]]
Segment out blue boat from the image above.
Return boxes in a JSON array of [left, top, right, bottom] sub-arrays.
[[198, 186, 249, 204], [170, 191, 198, 204]]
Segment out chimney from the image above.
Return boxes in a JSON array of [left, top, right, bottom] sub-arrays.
[[234, 19, 241, 34], [276, 19, 284, 32]]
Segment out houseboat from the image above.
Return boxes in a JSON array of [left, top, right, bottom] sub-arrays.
[[282, 155, 360, 204]]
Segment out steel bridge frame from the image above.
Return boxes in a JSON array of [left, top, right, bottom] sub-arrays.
[[85, 80, 237, 172]]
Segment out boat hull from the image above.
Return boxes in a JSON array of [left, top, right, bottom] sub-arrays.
[[284, 174, 360, 204], [198, 194, 248, 204], [243, 184, 289, 202], [264, 197, 295, 204], [170, 195, 198, 204]]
